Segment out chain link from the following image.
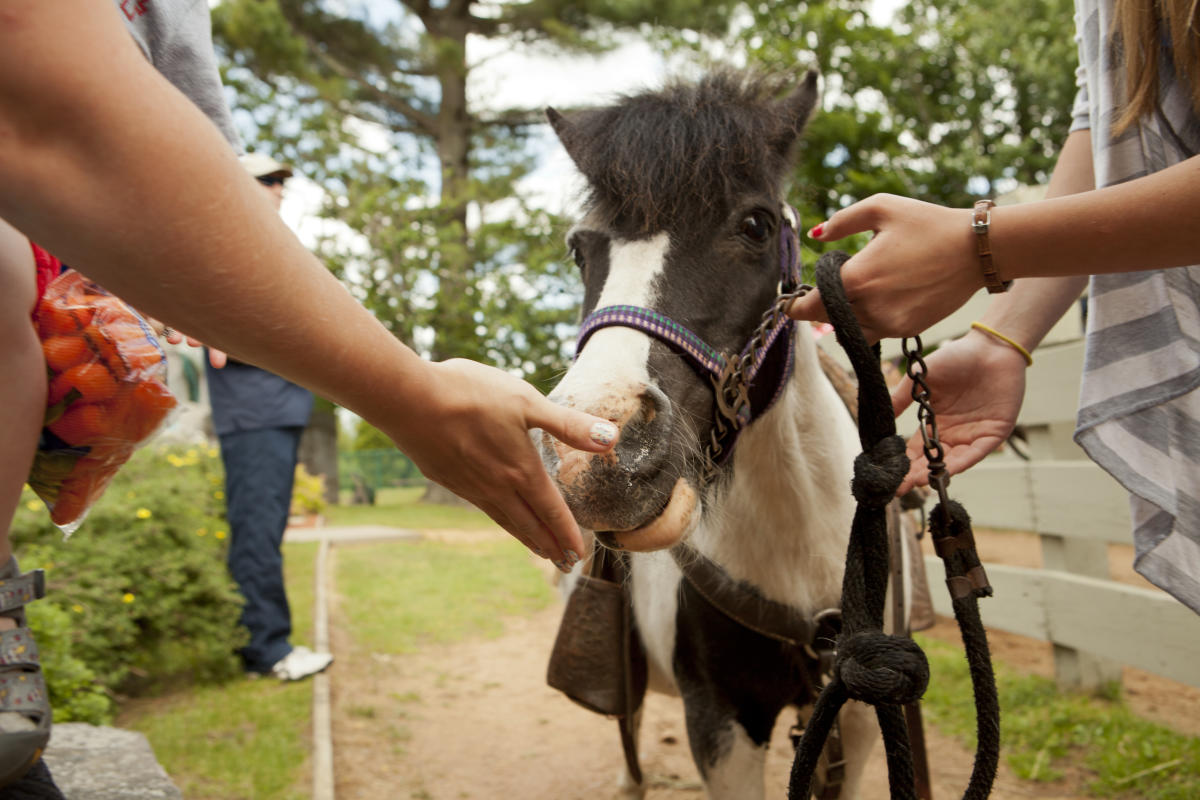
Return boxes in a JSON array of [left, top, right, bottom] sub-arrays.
[[701, 286, 811, 483], [902, 336, 950, 508]]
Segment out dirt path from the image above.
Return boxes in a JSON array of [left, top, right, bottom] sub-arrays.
[[326, 528, 1200, 799]]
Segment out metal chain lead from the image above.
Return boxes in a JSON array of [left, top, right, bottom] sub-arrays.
[[902, 335, 951, 509], [701, 285, 812, 483]]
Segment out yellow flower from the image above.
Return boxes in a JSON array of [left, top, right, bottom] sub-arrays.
[[135, 508, 152, 520], [207, 448, 219, 459], [25, 500, 40, 512], [195, 528, 208, 537], [71, 604, 84, 613], [215, 530, 227, 540], [186, 449, 198, 459], [167, 454, 184, 467], [122, 593, 135, 604], [214, 491, 225, 500]]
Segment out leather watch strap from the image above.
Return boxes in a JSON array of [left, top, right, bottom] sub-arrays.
[[972, 199, 1012, 294]]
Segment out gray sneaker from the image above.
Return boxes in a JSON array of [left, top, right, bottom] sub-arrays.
[[268, 646, 334, 681]]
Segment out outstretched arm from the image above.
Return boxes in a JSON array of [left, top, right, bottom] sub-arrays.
[[0, 0, 611, 567], [788, 130, 1200, 341]]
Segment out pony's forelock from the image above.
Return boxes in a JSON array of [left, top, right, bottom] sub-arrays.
[[566, 71, 803, 234]]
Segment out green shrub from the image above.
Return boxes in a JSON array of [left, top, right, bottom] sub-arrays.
[[289, 463, 326, 517], [27, 601, 112, 724], [11, 443, 247, 711]]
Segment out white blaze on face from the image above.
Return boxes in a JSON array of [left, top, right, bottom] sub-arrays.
[[549, 231, 670, 412]]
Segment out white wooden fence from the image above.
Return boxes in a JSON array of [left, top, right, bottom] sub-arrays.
[[823, 288, 1200, 691]]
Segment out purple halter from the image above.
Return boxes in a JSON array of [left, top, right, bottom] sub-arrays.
[[575, 206, 804, 466]]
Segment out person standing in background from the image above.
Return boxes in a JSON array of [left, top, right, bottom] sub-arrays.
[[207, 153, 333, 680]]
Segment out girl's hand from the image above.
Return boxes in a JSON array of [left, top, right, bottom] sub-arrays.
[[148, 317, 227, 368], [891, 329, 1027, 495], [787, 194, 987, 342], [384, 359, 618, 571]]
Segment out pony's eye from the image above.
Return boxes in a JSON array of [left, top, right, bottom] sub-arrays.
[[571, 247, 586, 271], [739, 211, 772, 244]]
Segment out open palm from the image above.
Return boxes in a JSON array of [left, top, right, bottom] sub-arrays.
[[891, 334, 1028, 496]]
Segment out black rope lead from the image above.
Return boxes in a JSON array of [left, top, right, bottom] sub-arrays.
[[787, 251, 1000, 800]]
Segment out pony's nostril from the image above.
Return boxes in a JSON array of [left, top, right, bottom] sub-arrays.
[[632, 384, 670, 428]]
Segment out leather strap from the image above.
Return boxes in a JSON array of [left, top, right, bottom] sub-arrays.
[[670, 543, 836, 650], [972, 199, 1011, 294]]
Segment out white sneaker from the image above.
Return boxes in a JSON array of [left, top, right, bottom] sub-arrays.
[[268, 645, 334, 681]]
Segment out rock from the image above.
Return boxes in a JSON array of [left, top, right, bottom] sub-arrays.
[[41, 723, 181, 800]]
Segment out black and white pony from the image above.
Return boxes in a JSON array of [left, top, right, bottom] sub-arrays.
[[537, 71, 914, 799]]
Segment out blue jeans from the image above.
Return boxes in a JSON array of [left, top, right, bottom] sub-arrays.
[[219, 426, 303, 673]]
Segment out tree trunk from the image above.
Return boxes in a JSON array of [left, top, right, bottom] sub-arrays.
[[299, 405, 340, 505], [429, 20, 476, 363], [420, 482, 477, 509]]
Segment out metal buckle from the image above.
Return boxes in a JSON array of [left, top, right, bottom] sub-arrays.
[[804, 607, 842, 664]]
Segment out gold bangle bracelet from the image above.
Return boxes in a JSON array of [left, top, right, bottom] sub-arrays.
[[970, 321, 1033, 367]]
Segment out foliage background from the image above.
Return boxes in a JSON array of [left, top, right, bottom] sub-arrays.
[[210, 0, 1078, 386]]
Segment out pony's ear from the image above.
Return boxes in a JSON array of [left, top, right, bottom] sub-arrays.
[[771, 69, 821, 158], [546, 106, 585, 168]]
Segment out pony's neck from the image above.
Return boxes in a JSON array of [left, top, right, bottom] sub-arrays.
[[690, 324, 859, 612]]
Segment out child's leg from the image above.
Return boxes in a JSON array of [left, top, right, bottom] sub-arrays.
[[0, 216, 44, 575], [0, 218, 59, 791]]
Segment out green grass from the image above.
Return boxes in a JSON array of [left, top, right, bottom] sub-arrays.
[[916, 633, 1200, 799], [335, 537, 555, 654], [323, 486, 495, 530], [120, 541, 320, 800], [119, 481, 1200, 800], [123, 679, 311, 800]]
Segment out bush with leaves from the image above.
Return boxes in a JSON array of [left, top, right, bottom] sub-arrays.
[[290, 463, 326, 518], [11, 444, 247, 721]]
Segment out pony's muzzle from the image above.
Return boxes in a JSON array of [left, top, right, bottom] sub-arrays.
[[541, 383, 682, 534]]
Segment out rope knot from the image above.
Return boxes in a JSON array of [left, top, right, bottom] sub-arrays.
[[850, 435, 909, 508], [836, 631, 929, 706]]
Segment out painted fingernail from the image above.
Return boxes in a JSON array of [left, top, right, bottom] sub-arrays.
[[554, 560, 571, 573], [531, 545, 549, 558], [564, 549, 580, 567], [809, 223, 825, 238], [590, 421, 618, 446]]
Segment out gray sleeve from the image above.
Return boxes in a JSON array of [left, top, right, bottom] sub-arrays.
[[154, 0, 243, 151]]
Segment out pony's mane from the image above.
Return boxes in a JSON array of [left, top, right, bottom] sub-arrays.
[[566, 70, 799, 234]]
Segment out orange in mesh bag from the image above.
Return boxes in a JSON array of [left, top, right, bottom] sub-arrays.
[[28, 270, 177, 532]]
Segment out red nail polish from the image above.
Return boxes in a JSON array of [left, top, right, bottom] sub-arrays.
[[809, 223, 825, 238]]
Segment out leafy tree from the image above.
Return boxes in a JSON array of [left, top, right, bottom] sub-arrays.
[[213, 0, 736, 390], [351, 417, 395, 452], [725, 0, 1078, 255]]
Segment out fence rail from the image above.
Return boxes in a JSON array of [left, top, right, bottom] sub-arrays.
[[821, 287, 1200, 691], [923, 559, 1200, 688]]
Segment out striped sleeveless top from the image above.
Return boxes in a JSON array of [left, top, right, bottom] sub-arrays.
[[1070, 0, 1200, 613]]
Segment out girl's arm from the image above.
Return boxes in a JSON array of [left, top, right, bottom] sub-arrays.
[[789, 128, 1200, 340]]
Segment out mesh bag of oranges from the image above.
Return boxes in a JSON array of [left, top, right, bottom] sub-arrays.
[[28, 269, 177, 533]]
